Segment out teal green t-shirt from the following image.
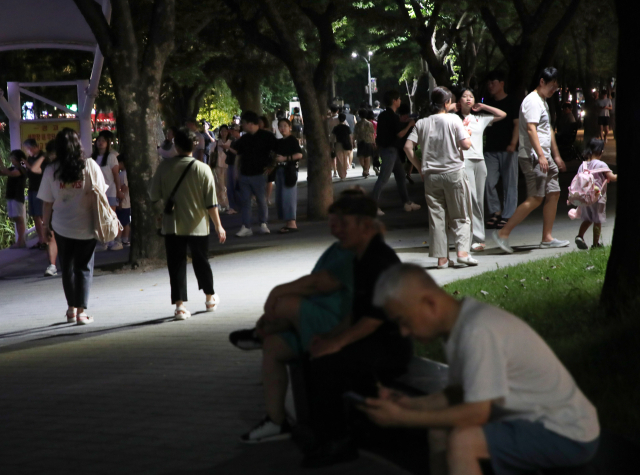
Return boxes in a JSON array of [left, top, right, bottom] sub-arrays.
[[306, 242, 354, 318]]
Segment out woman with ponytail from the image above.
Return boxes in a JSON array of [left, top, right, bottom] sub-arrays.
[[404, 87, 478, 268]]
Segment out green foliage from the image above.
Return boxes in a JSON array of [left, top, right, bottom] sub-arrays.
[[261, 71, 297, 114], [197, 80, 240, 129], [0, 134, 15, 249], [416, 248, 640, 439]]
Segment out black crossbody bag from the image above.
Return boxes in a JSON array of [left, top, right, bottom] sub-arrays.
[[164, 158, 196, 214]]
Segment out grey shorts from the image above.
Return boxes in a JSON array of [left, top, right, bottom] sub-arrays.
[[7, 199, 25, 219], [518, 154, 560, 198], [483, 420, 599, 475]]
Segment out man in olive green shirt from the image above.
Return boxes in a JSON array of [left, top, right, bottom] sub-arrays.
[[150, 128, 226, 320]]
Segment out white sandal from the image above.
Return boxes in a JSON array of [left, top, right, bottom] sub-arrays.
[[205, 294, 220, 313], [66, 310, 77, 324], [174, 305, 191, 320], [437, 259, 455, 269], [76, 313, 94, 325], [471, 243, 486, 252]]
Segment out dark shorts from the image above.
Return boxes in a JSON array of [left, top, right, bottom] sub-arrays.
[[116, 208, 131, 226], [483, 420, 599, 475], [28, 190, 43, 217], [357, 142, 374, 158], [598, 116, 610, 126]]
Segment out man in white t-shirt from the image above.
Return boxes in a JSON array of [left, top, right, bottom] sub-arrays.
[[362, 264, 600, 475], [596, 91, 613, 143], [186, 118, 205, 162], [494, 67, 569, 254], [272, 110, 285, 139]]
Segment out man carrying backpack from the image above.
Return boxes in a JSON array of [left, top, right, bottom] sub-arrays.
[[494, 68, 569, 253]]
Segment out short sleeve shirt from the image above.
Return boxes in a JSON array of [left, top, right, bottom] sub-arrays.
[[306, 243, 354, 318], [234, 129, 278, 176], [375, 109, 402, 148], [519, 91, 551, 159], [149, 156, 217, 236], [445, 298, 600, 443], [354, 120, 375, 144], [462, 114, 494, 160], [578, 159, 611, 204], [332, 124, 353, 150], [94, 152, 119, 198], [597, 99, 612, 117], [37, 160, 106, 240], [27, 151, 46, 192], [275, 136, 302, 159], [484, 95, 521, 152], [408, 113, 468, 176], [5, 166, 27, 202]]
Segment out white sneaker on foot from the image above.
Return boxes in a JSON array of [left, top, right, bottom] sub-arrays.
[[404, 202, 421, 212], [540, 239, 570, 249], [377, 208, 385, 216], [109, 241, 123, 251], [259, 223, 271, 234], [492, 230, 513, 254], [240, 416, 292, 444], [236, 226, 253, 237], [44, 264, 57, 277], [457, 255, 478, 266]]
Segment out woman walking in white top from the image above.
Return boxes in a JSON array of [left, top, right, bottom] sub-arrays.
[[456, 88, 506, 251], [38, 128, 107, 325], [404, 87, 477, 269]]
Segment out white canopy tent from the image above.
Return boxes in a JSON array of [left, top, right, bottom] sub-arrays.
[[0, 0, 110, 152]]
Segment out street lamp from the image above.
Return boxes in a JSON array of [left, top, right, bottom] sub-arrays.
[[352, 51, 374, 106]]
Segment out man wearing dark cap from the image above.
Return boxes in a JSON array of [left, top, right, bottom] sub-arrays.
[[302, 194, 413, 468]]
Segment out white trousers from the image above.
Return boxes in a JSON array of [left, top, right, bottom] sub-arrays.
[[464, 158, 487, 243]]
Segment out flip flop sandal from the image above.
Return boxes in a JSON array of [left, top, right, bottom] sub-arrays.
[[278, 227, 299, 234], [485, 214, 500, 229]]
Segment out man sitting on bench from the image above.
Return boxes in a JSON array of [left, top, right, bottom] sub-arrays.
[[361, 263, 600, 475], [229, 200, 355, 443]]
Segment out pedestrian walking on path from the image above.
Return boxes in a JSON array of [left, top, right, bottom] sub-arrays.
[[372, 90, 420, 215], [494, 68, 569, 253], [22, 138, 48, 249], [354, 109, 375, 177], [91, 135, 123, 251], [456, 88, 506, 252], [572, 139, 617, 250], [38, 128, 106, 325], [274, 118, 303, 233], [0, 149, 27, 248], [405, 87, 477, 269], [150, 128, 226, 320], [483, 70, 521, 231], [331, 113, 353, 180]]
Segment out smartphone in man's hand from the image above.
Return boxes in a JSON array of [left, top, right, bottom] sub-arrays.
[[343, 391, 367, 406]]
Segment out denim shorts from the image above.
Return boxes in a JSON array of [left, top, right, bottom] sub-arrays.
[[483, 420, 599, 475], [107, 196, 117, 207], [28, 191, 43, 217]]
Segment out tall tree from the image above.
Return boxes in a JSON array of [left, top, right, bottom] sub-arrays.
[[223, 0, 341, 219], [601, 0, 637, 314], [480, 0, 581, 97], [73, 0, 175, 263]]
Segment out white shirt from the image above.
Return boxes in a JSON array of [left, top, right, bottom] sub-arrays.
[[445, 298, 600, 443], [519, 91, 551, 159], [118, 170, 130, 208], [37, 159, 107, 240], [272, 119, 283, 139], [94, 152, 119, 198], [597, 99, 612, 117], [407, 113, 468, 176], [461, 114, 493, 160]]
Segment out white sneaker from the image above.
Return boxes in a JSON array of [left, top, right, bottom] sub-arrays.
[[492, 230, 513, 254], [540, 238, 570, 249], [44, 264, 57, 277], [404, 202, 421, 212], [457, 255, 478, 266], [205, 294, 220, 312], [259, 223, 271, 234], [240, 416, 292, 444], [377, 208, 385, 216], [236, 226, 253, 237], [95, 243, 108, 252], [109, 241, 123, 251]]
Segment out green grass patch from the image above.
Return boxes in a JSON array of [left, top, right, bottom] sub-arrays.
[[416, 247, 640, 441]]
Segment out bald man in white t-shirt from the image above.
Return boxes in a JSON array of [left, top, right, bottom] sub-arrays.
[[362, 264, 600, 475]]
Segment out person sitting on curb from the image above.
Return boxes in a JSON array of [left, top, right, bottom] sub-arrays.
[[150, 128, 226, 320], [493, 67, 569, 253], [361, 263, 600, 475], [228, 192, 356, 443]]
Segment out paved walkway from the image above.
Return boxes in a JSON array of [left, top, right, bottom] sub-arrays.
[[0, 145, 617, 474]]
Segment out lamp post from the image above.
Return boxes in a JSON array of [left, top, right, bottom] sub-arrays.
[[352, 51, 373, 106]]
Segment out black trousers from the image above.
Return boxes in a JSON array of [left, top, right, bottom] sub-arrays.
[[55, 232, 97, 309], [304, 328, 413, 442], [164, 234, 214, 304]]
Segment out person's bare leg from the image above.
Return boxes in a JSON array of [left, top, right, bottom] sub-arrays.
[[497, 197, 544, 239], [14, 217, 26, 247], [593, 223, 602, 245], [603, 126, 609, 142], [429, 429, 450, 475], [266, 181, 273, 204], [262, 335, 298, 425], [33, 216, 44, 244], [447, 426, 490, 475], [364, 156, 371, 175], [578, 220, 592, 239], [541, 192, 560, 243], [48, 234, 58, 266], [258, 296, 302, 337]]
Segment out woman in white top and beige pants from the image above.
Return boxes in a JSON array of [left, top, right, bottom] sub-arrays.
[[405, 87, 477, 269]]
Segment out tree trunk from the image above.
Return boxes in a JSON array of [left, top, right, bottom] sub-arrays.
[[600, 0, 640, 313], [226, 75, 262, 115]]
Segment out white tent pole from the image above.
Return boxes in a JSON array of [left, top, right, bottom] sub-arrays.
[[19, 87, 74, 115], [78, 79, 93, 152], [7, 82, 22, 150]]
